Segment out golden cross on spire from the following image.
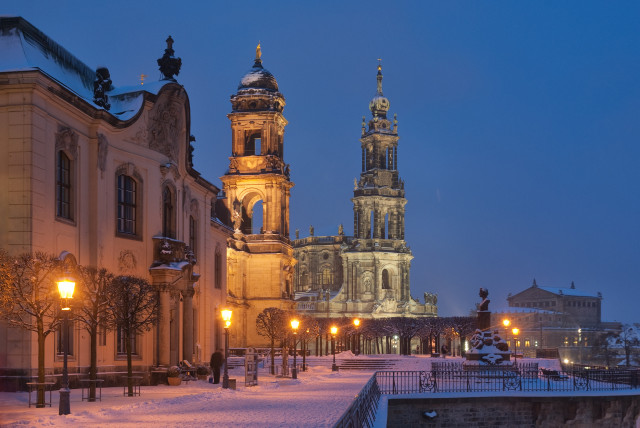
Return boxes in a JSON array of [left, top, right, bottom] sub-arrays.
[[140, 73, 147, 85], [377, 58, 382, 72]]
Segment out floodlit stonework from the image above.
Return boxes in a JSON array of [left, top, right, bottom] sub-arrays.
[[220, 46, 296, 347], [293, 64, 438, 320], [0, 17, 230, 386]]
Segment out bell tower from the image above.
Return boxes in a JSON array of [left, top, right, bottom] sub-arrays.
[[221, 45, 296, 347], [345, 61, 413, 305]]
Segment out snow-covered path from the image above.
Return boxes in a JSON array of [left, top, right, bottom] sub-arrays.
[[0, 360, 373, 427]]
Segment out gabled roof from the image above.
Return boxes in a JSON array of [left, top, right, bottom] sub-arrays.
[[0, 16, 168, 121]]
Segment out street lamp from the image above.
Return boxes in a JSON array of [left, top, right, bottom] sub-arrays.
[[221, 309, 232, 389], [330, 326, 338, 371], [512, 327, 520, 363], [353, 318, 360, 355], [503, 319, 511, 346], [291, 319, 299, 379], [57, 278, 75, 415]]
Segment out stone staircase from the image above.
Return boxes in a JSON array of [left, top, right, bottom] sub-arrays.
[[336, 358, 399, 371]]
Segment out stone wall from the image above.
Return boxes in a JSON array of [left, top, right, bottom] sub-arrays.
[[387, 395, 640, 427]]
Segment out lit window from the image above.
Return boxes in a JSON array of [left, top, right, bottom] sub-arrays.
[[117, 175, 137, 234], [56, 151, 72, 219]]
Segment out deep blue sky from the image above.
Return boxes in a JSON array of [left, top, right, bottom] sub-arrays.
[[6, 1, 640, 322]]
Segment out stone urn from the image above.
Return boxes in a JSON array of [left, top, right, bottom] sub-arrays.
[[167, 376, 182, 386]]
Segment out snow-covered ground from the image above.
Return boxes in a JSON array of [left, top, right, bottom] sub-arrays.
[[0, 355, 602, 427]]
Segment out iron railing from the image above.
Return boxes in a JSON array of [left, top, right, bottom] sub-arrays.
[[333, 374, 380, 428], [333, 367, 640, 428]]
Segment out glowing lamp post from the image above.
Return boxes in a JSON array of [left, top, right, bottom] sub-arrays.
[[353, 318, 360, 355], [331, 326, 338, 371], [503, 319, 511, 346], [291, 319, 299, 379], [512, 327, 520, 363], [57, 278, 75, 415], [221, 309, 232, 389]]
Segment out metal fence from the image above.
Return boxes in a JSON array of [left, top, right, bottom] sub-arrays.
[[333, 374, 380, 428], [333, 367, 640, 428], [376, 368, 639, 394]]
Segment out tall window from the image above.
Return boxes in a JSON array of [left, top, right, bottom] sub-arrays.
[[56, 151, 72, 219], [382, 269, 391, 289], [162, 186, 175, 239], [214, 250, 222, 289], [117, 174, 137, 234], [320, 268, 333, 286], [117, 325, 137, 355], [189, 216, 197, 255], [56, 321, 74, 356]]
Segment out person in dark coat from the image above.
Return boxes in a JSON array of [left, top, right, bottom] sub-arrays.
[[210, 349, 224, 384]]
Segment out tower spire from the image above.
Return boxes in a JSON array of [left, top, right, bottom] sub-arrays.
[[376, 58, 383, 95]]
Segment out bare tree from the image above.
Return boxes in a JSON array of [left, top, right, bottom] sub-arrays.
[[0, 251, 63, 407], [386, 317, 423, 355], [446, 316, 476, 356], [73, 266, 114, 401], [613, 324, 640, 367], [107, 275, 158, 396], [256, 307, 288, 374], [589, 331, 618, 367]]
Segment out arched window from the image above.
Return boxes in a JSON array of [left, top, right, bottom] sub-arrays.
[[162, 186, 175, 239], [382, 269, 391, 289], [117, 174, 137, 235], [56, 151, 72, 220]]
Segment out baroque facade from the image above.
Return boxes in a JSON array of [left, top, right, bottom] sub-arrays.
[[220, 46, 296, 347], [0, 17, 231, 385], [293, 64, 437, 319]]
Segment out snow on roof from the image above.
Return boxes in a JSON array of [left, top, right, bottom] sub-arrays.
[[493, 307, 560, 315], [537, 286, 600, 298], [0, 17, 170, 121]]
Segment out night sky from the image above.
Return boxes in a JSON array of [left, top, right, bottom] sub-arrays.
[[5, 1, 639, 322]]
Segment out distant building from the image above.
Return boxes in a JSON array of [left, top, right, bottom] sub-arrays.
[[292, 64, 437, 319], [0, 17, 230, 384], [491, 279, 620, 361]]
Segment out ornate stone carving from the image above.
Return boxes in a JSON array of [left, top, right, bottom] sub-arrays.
[[118, 250, 137, 273], [424, 292, 438, 306], [93, 67, 112, 110], [157, 36, 182, 81], [55, 126, 78, 158], [97, 133, 108, 175], [159, 162, 181, 180], [148, 101, 181, 161]]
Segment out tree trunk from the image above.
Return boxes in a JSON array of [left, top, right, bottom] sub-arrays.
[[37, 320, 46, 408], [89, 324, 97, 401], [126, 327, 134, 396], [270, 338, 275, 375]]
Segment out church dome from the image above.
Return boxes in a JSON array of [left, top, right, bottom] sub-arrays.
[[237, 44, 279, 92]]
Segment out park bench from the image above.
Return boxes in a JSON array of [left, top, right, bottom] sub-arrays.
[[540, 368, 568, 381]]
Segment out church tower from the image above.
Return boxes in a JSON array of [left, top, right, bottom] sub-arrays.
[[343, 61, 414, 309], [293, 62, 437, 320], [221, 45, 296, 346]]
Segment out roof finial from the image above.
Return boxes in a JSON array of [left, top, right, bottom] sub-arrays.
[[376, 58, 383, 95], [570, 281, 575, 289], [255, 42, 262, 65], [532, 278, 537, 287]]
